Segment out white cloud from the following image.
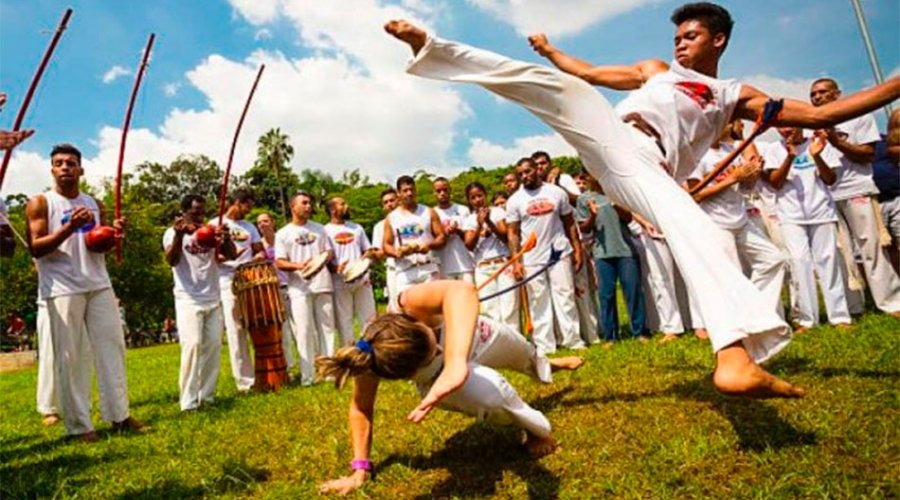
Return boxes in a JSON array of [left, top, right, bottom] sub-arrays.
[[465, 0, 662, 37], [4, 150, 52, 196], [102, 65, 132, 84], [163, 82, 181, 97], [254, 28, 273, 41], [467, 133, 575, 167], [228, 0, 280, 24]]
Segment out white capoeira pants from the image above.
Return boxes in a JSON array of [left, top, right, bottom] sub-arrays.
[[220, 281, 255, 391], [441, 270, 475, 284], [574, 246, 601, 344], [47, 288, 130, 435], [36, 300, 59, 416], [407, 37, 789, 361], [175, 299, 223, 411], [474, 259, 520, 333], [780, 222, 851, 326], [751, 204, 802, 322], [836, 197, 900, 313], [333, 281, 377, 345], [289, 291, 336, 385], [394, 264, 440, 294], [882, 197, 900, 246], [279, 290, 297, 372], [524, 255, 583, 354], [421, 317, 553, 439], [634, 234, 686, 334]]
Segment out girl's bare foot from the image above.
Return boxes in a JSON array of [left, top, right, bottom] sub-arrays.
[[549, 356, 584, 372], [384, 20, 427, 55]]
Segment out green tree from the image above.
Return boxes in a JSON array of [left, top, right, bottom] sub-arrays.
[[253, 128, 295, 219]]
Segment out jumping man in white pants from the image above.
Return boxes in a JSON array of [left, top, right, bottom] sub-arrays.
[[25, 143, 144, 441], [317, 280, 583, 495], [164, 194, 235, 411], [385, 0, 898, 396], [325, 196, 377, 345]]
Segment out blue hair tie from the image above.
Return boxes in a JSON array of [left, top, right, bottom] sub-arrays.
[[356, 338, 373, 354]]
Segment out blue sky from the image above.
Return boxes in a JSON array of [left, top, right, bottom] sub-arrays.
[[1, 0, 897, 195]]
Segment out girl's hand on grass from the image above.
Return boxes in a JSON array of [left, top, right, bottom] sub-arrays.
[[319, 470, 368, 495]]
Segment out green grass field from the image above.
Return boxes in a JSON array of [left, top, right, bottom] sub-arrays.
[[2, 313, 898, 499]]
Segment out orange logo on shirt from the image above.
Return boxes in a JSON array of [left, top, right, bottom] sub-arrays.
[[333, 231, 355, 245], [525, 199, 555, 216]]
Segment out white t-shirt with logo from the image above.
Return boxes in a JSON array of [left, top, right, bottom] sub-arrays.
[[689, 142, 749, 230], [163, 227, 220, 305], [325, 221, 371, 289], [275, 221, 333, 296], [762, 140, 842, 225], [615, 60, 742, 182], [208, 217, 261, 283], [371, 219, 395, 270], [505, 182, 573, 267], [462, 207, 509, 263], [829, 113, 881, 201], [433, 203, 474, 275], [35, 192, 112, 300], [388, 204, 437, 273]]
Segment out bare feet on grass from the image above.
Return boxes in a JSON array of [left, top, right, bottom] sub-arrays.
[[521, 431, 558, 457], [694, 328, 709, 340], [384, 20, 427, 55], [549, 356, 584, 372], [713, 343, 805, 398], [658, 334, 679, 344]]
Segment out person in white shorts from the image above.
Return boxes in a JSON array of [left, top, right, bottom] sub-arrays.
[[256, 212, 298, 377], [385, 1, 897, 396], [382, 175, 446, 292], [761, 128, 851, 329], [25, 143, 144, 441], [810, 78, 900, 318], [370, 188, 399, 301], [316, 280, 584, 495], [687, 121, 788, 321], [209, 189, 264, 392], [461, 181, 519, 332], [325, 196, 377, 345], [432, 177, 474, 283], [164, 194, 235, 411], [275, 192, 336, 385], [506, 157, 585, 354]]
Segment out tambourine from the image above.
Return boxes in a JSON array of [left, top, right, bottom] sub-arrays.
[[299, 251, 331, 280], [342, 258, 371, 284]]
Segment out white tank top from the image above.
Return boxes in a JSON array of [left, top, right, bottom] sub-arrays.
[[36, 191, 112, 299], [615, 60, 742, 183], [388, 204, 436, 271]]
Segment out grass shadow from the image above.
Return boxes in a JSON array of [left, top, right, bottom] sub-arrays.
[[112, 459, 270, 499], [766, 355, 900, 380], [0, 449, 124, 498], [665, 378, 817, 452]]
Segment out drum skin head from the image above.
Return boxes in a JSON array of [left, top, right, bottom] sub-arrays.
[[300, 252, 330, 280]]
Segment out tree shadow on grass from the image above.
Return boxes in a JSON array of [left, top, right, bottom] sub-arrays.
[[112, 459, 270, 499], [766, 355, 900, 380], [377, 389, 572, 499], [0, 449, 124, 498], [665, 378, 817, 452]]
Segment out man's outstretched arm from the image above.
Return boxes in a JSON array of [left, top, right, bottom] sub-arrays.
[[736, 78, 900, 129], [528, 34, 668, 90]]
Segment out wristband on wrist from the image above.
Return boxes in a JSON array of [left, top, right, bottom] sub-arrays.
[[351, 459, 373, 471]]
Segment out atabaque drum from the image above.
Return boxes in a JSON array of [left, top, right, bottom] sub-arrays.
[[232, 260, 289, 391]]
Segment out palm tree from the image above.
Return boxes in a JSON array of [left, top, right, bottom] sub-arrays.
[[256, 128, 294, 219]]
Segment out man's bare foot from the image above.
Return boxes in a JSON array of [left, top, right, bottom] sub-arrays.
[[695, 328, 709, 340], [834, 322, 853, 331], [41, 414, 61, 426], [713, 344, 805, 398], [658, 334, 679, 344], [602, 341, 614, 350], [521, 431, 558, 457], [889, 311, 900, 319], [74, 431, 99, 443], [384, 20, 427, 55], [549, 356, 584, 372], [637, 336, 650, 344], [113, 416, 149, 434], [792, 323, 810, 335]]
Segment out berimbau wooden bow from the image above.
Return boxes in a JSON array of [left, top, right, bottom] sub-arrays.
[[216, 65, 266, 226], [114, 33, 156, 263], [0, 8, 73, 190]]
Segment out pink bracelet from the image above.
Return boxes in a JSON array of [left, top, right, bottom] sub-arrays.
[[351, 459, 373, 471]]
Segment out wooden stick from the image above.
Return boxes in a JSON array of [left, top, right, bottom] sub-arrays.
[[216, 65, 266, 226], [0, 8, 73, 190], [476, 232, 537, 292], [520, 286, 533, 335], [114, 33, 156, 264]]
